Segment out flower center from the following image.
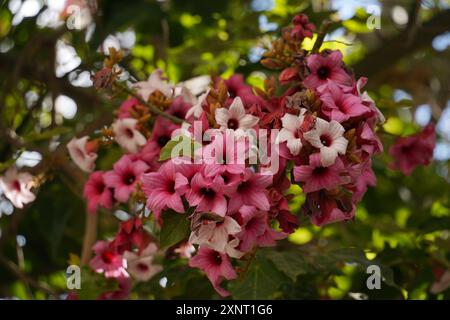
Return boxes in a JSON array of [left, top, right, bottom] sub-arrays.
[[123, 172, 135, 185], [213, 253, 222, 265], [101, 251, 115, 264], [200, 187, 216, 199], [227, 118, 239, 130], [137, 262, 149, 272], [125, 128, 134, 138], [12, 180, 21, 192], [320, 134, 332, 147], [317, 66, 330, 80], [313, 166, 327, 176]]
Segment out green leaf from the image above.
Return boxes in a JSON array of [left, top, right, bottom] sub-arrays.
[[159, 209, 190, 248], [264, 250, 311, 281], [229, 253, 287, 299], [159, 136, 200, 161]]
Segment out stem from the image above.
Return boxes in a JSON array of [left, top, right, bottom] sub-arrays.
[[80, 210, 98, 266], [115, 81, 184, 125], [0, 255, 57, 296], [312, 20, 332, 53]]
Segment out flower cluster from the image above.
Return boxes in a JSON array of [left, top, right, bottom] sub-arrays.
[[66, 14, 393, 298]]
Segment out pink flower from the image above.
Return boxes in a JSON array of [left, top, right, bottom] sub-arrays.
[[0, 167, 35, 209], [83, 171, 113, 213], [117, 97, 140, 119], [167, 95, 192, 120], [293, 153, 344, 193], [189, 247, 237, 297], [200, 130, 247, 178], [189, 215, 242, 254], [303, 118, 348, 167], [133, 69, 173, 100], [319, 80, 370, 122], [112, 118, 147, 154], [124, 243, 162, 282], [186, 172, 228, 216], [137, 140, 161, 171], [98, 276, 132, 300], [104, 155, 149, 203], [227, 169, 272, 213], [67, 136, 97, 172], [358, 122, 383, 156], [276, 109, 307, 155], [389, 123, 436, 176], [151, 116, 179, 149], [430, 269, 450, 294], [304, 51, 352, 89], [141, 159, 190, 217], [215, 97, 259, 131], [302, 191, 355, 226], [235, 205, 267, 252], [90, 240, 127, 278]]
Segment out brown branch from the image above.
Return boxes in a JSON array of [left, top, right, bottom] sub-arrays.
[[353, 9, 450, 79], [312, 20, 333, 53], [0, 255, 57, 297], [80, 211, 98, 266]]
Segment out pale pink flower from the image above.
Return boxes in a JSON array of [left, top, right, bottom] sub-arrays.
[[189, 216, 242, 254], [104, 155, 149, 203], [67, 136, 97, 172], [185, 89, 210, 119], [141, 159, 191, 217], [430, 269, 450, 294], [133, 69, 173, 100], [112, 118, 147, 154], [304, 50, 352, 89], [0, 167, 35, 209], [215, 97, 259, 131], [189, 247, 237, 297], [90, 240, 127, 279], [293, 153, 344, 193], [174, 242, 196, 258], [276, 109, 307, 155], [319, 80, 370, 123], [227, 169, 272, 213], [303, 118, 348, 167], [124, 243, 162, 282], [83, 171, 113, 213]]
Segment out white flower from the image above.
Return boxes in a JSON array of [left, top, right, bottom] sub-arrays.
[[0, 167, 36, 209], [133, 69, 173, 100], [112, 118, 147, 154], [189, 216, 242, 254], [215, 97, 259, 132], [303, 118, 348, 167], [67, 136, 97, 172], [124, 243, 163, 282], [185, 89, 210, 119], [276, 109, 307, 156]]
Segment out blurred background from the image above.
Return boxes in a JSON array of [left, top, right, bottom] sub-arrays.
[[0, 0, 449, 299]]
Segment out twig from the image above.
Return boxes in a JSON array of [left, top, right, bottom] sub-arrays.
[[0, 254, 57, 297], [114, 81, 184, 125], [312, 20, 333, 53]]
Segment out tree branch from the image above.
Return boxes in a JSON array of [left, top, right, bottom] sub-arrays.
[[353, 9, 450, 78]]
